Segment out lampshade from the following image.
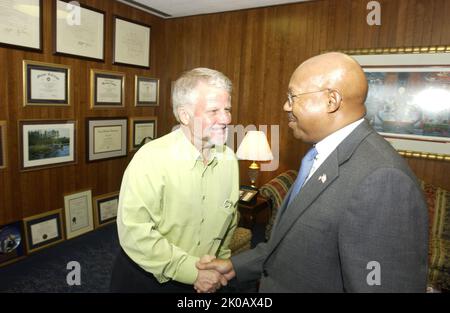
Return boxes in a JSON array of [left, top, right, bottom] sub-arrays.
[[236, 131, 273, 161]]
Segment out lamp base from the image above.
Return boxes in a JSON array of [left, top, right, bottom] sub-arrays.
[[248, 161, 260, 188]]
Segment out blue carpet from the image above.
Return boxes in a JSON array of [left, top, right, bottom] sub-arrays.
[[0, 223, 120, 293]]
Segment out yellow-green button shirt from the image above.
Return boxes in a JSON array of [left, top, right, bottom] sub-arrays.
[[117, 128, 239, 285]]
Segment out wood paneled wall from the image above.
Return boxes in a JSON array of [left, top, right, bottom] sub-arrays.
[[1, 0, 449, 226], [163, 0, 450, 189], [0, 0, 165, 225]]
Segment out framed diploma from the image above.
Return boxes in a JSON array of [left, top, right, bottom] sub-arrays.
[[23, 60, 71, 106], [23, 209, 64, 254], [129, 117, 157, 150], [54, 0, 105, 61], [0, 221, 26, 267], [135, 76, 159, 106], [90, 69, 125, 108], [64, 190, 94, 239], [0, 0, 42, 51], [19, 120, 76, 171], [0, 121, 6, 170], [87, 117, 127, 162], [113, 16, 151, 69], [93, 191, 119, 228]]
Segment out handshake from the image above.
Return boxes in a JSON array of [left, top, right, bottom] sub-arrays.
[[193, 255, 235, 293]]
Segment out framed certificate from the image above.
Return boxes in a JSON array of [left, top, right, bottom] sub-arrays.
[[19, 120, 76, 171], [0, 0, 42, 51], [64, 190, 94, 239], [129, 117, 157, 150], [0, 121, 6, 170], [54, 0, 105, 61], [23, 60, 71, 106], [135, 76, 159, 106], [90, 69, 125, 108], [87, 118, 127, 162], [23, 209, 64, 254], [0, 221, 26, 267], [93, 192, 119, 228], [113, 16, 151, 68]]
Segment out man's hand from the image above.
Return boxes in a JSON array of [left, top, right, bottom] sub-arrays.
[[194, 269, 227, 293], [196, 258, 236, 281]]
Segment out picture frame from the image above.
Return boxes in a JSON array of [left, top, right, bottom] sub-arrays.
[[23, 209, 64, 254], [23, 60, 71, 106], [135, 76, 159, 106], [54, 0, 105, 61], [19, 120, 76, 171], [86, 117, 127, 162], [129, 117, 157, 150], [90, 69, 125, 108], [0, 0, 42, 52], [239, 185, 259, 205], [0, 121, 7, 170], [0, 221, 26, 267], [64, 190, 94, 239], [93, 191, 119, 228], [350, 48, 450, 161], [113, 16, 151, 69]]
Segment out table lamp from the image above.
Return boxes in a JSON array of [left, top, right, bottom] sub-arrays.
[[236, 130, 273, 188]]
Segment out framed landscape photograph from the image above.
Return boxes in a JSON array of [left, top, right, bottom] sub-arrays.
[[19, 120, 76, 171], [54, 0, 105, 61], [0, 121, 6, 169], [87, 118, 127, 162], [135, 76, 159, 106], [129, 117, 157, 150], [0, 0, 42, 51], [0, 221, 26, 267], [353, 50, 450, 161], [93, 192, 119, 228], [113, 16, 151, 68], [23, 209, 64, 254], [90, 69, 125, 108], [23, 60, 71, 106], [64, 190, 94, 239]]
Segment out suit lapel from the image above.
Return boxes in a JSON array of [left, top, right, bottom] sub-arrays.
[[267, 120, 374, 255]]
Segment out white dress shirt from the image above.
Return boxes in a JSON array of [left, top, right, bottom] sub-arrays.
[[305, 118, 364, 183]]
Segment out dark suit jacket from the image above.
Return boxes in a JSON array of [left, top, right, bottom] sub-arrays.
[[232, 120, 428, 292]]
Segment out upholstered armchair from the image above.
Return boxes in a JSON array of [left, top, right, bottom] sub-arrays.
[[229, 212, 252, 255]]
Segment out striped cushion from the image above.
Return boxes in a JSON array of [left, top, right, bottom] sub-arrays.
[[260, 170, 297, 240], [420, 180, 450, 290]]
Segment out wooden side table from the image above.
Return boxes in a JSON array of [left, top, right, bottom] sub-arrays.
[[238, 195, 271, 229]]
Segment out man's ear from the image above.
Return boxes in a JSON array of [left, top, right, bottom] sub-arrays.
[[178, 107, 191, 125], [327, 89, 342, 113]]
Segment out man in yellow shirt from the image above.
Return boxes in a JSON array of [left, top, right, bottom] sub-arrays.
[[110, 68, 239, 293]]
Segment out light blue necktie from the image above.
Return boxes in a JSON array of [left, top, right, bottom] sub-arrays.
[[288, 146, 318, 206]]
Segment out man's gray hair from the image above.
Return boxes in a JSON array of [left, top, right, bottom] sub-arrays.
[[172, 67, 232, 122]]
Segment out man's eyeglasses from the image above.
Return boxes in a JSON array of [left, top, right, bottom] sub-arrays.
[[286, 88, 331, 108]]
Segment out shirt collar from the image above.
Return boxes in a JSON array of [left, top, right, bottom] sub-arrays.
[[315, 118, 365, 160]]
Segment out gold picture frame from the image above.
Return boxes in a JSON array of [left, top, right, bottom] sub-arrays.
[[23, 60, 71, 107], [337, 46, 450, 162], [63, 189, 94, 239], [93, 191, 119, 228], [129, 117, 157, 150], [90, 69, 125, 108], [23, 209, 64, 254], [135, 76, 159, 106]]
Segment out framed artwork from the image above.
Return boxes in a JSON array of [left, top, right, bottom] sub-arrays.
[[54, 0, 105, 61], [135, 76, 159, 106], [19, 120, 76, 171], [23, 60, 71, 106], [0, 0, 42, 51], [64, 190, 94, 239], [0, 221, 26, 267], [0, 121, 6, 169], [86, 118, 127, 162], [90, 69, 125, 108], [351, 48, 450, 161], [129, 117, 157, 150], [113, 16, 151, 68], [23, 209, 64, 254], [93, 191, 119, 228]]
